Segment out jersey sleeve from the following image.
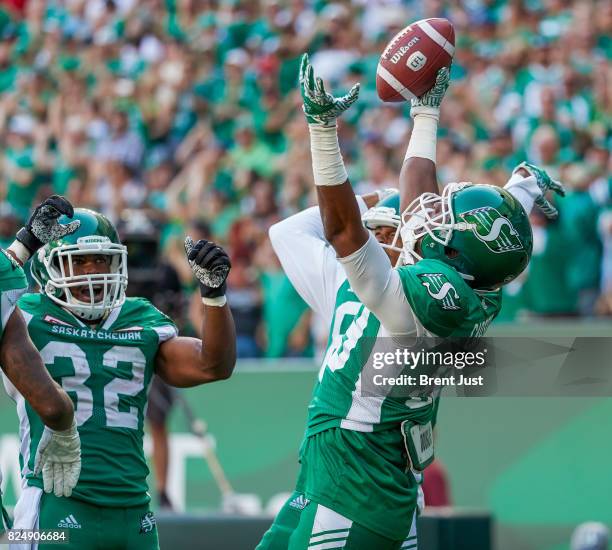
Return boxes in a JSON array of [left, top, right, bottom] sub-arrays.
[[269, 201, 368, 325], [0, 250, 28, 335], [396, 260, 471, 337], [338, 234, 418, 335], [132, 298, 178, 343]]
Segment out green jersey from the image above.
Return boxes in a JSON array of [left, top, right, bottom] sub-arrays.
[[0, 249, 27, 338], [307, 258, 501, 436], [11, 294, 177, 507]]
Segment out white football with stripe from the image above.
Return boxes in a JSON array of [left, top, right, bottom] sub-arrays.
[[376, 18, 455, 102]]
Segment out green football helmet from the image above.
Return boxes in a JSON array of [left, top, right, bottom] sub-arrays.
[[400, 183, 533, 289], [361, 192, 402, 254], [31, 208, 128, 321]]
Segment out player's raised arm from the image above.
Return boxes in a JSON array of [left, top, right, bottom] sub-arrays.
[[0, 195, 82, 498], [298, 55, 416, 335], [504, 161, 566, 218], [2, 195, 78, 433], [155, 238, 236, 387], [399, 68, 450, 212], [299, 54, 368, 259]]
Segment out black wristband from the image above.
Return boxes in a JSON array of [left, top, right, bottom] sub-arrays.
[[199, 280, 227, 299], [15, 227, 43, 254]]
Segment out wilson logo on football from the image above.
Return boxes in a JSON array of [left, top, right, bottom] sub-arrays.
[[381, 25, 413, 60], [462, 207, 524, 253], [390, 37, 421, 64], [407, 51, 427, 71]]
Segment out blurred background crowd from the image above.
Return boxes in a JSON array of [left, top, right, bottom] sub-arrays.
[[0, 0, 610, 358]]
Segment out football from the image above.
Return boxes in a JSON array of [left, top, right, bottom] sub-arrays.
[[376, 18, 455, 102]]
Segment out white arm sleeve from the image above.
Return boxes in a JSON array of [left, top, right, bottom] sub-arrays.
[[269, 197, 369, 323], [504, 173, 540, 215], [338, 234, 417, 336]]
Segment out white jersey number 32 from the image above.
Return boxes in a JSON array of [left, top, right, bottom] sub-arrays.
[[40, 341, 145, 429]]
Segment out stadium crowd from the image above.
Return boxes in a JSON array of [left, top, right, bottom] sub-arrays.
[[0, 0, 610, 357]]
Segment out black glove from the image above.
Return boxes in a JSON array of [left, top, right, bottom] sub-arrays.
[[184, 236, 231, 299], [16, 195, 80, 254]]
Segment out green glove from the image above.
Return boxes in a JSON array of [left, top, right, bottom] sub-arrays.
[[299, 53, 360, 127], [514, 161, 566, 219], [410, 67, 451, 117]]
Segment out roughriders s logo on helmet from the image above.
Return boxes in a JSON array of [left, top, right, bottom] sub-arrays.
[[461, 207, 524, 253], [419, 273, 460, 311]]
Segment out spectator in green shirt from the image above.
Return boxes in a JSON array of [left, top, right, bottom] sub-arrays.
[[229, 115, 278, 181], [255, 239, 311, 358], [559, 164, 604, 314], [521, 213, 579, 316], [2, 114, 39, 220]]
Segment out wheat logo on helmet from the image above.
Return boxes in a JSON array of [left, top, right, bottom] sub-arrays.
[[31, 208, 128, 321]]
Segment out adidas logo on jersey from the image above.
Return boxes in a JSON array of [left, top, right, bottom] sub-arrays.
[[288, 494, 310, 511], [58, 514, 81, 529]]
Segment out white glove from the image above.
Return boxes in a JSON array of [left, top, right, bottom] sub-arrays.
[[299, 53, 360, 127], [34, 419, 81, 497], [410, 67, 450, 119]]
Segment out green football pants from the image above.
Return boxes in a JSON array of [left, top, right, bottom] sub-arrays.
[[38, 492, 159, 550], [257, 491, 418, 550]]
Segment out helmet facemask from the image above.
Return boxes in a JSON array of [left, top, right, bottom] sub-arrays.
[[362, 205, 403, 259], [34, 236, 128, 321], [399, 182, 474, 271]]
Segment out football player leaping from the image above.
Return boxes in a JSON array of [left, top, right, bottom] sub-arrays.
[[0, 197, 82, 534], [258, 55, 564, 550], [7, 205, 236, 550]]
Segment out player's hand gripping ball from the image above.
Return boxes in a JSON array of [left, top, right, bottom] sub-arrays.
[[185, 237, 232, 298], [16, 195, 81, 254], [410, 66, 451, 115], [376, 18, 455, 102]]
